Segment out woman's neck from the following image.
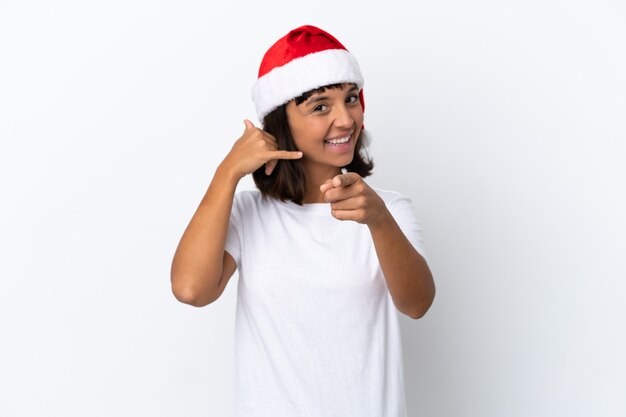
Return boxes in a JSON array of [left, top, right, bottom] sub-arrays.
[[301, 163, 342, 204]]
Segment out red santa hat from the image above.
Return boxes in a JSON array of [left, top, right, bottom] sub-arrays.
[[251, 25, 369, 144]]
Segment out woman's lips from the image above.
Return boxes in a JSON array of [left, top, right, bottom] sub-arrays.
[[324, 134, 353, 152]]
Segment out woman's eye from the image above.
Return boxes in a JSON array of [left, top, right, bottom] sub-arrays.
[[313, 104, 327, 112], [346, 95, 359, 104]]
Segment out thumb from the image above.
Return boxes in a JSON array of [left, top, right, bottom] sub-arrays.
[[243, 119, 255, 130]]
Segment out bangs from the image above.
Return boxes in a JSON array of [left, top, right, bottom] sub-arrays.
[[294, 83, 356, 105]]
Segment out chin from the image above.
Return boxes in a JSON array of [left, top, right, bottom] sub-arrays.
[[337, 155, 354, 168], [320, 158, 352, 168]]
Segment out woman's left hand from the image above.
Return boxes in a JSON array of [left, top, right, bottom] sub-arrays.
[[320, 172, 389, 226]]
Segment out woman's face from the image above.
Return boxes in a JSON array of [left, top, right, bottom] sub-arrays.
[[285, 83, 363, 173]]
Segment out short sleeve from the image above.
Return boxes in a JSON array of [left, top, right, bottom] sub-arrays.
[[224, 193, 242, 267], [388, 193, 429, 264]]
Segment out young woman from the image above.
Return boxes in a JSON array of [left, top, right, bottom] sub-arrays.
[[171, 25, 435, 417]]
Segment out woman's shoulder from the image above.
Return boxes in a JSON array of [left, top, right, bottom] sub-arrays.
[[232, 189, 285, 212], [233, 189, 263, 208], [234, 188, 262, 200]]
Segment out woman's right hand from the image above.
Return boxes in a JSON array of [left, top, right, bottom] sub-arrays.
[[222, 119, 303, 180]]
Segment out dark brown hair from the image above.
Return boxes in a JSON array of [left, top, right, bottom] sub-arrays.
[[252, 83, 374, 205]]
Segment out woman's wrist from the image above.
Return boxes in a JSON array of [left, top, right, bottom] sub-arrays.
[[367, 205, 393, 231], [216, 160, 244, 185]]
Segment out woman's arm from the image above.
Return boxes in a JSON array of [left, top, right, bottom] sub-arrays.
[[170, 120, 303, 307], [367, 210, 435, 319], [321, 173, 436, 319], [170, 164, 240, 307]]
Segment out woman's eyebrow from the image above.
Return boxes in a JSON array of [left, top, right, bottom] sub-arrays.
[[305, 86, 359, 106], [305, 95, 327, 106]]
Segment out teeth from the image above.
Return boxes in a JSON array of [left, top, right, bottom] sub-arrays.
[[325, 136, 350, 144]]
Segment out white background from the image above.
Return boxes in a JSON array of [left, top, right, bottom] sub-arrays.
[[1, 0, 625, 416]]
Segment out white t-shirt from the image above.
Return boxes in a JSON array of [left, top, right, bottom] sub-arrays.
[[224, 187, 428, 417]]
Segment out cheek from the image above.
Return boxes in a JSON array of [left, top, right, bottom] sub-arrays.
[[291, 136, 304, 150], [352, 108, 364, 126], [291, 122, 325, 147], [287, 125, 308, 149], [290, 131, 312, 151]]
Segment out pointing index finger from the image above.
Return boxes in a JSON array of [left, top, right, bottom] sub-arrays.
[[269, 150, 303, 160], [332, 172, 359, 188]]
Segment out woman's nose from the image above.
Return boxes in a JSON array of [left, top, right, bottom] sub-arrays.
[[332, 104, 354, 129]]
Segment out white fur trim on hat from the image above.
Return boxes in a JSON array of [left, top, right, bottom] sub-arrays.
[[251, 49, 364, 123]]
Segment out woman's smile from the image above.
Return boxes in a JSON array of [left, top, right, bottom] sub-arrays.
[[324, 130, 354, 152]]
